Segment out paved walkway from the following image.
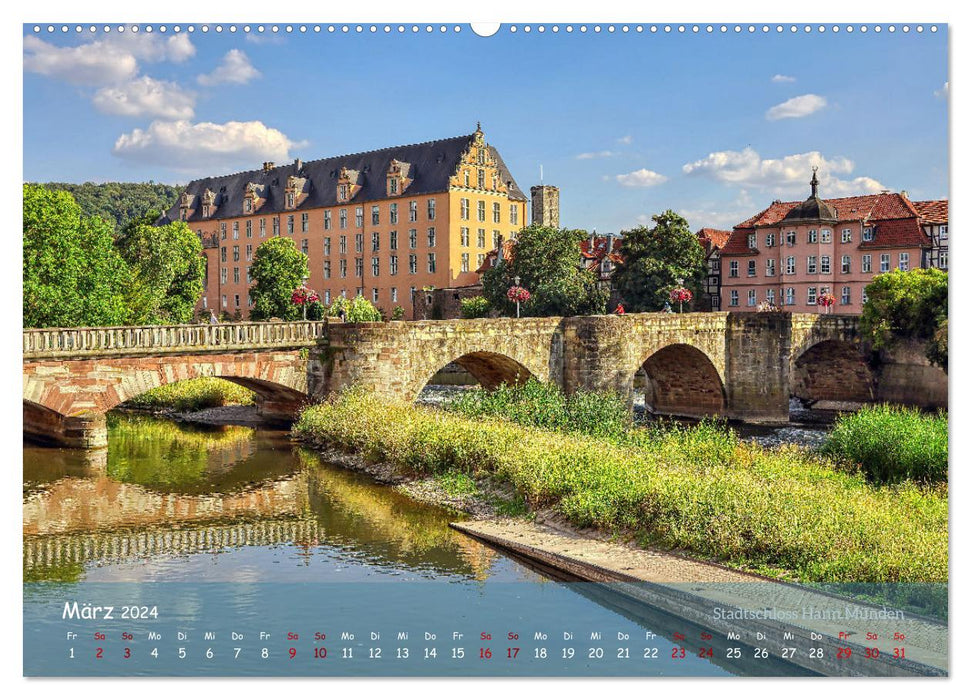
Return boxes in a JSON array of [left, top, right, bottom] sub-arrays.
[[451, 518, 947, 677]]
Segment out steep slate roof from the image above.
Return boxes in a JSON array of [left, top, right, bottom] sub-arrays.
[[160, 132, 527, 224], [913, 199, 949, 224], [722, 192, 931, 255]]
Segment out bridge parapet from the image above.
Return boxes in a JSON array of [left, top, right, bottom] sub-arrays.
[[23, 321, 328, 360]]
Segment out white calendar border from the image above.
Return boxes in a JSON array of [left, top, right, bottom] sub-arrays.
[[5, 0, 962, 696]]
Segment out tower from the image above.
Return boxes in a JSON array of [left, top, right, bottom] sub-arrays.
[[530, 185, 560, 228]]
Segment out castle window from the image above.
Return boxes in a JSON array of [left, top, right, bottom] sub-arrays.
[[389, 177, 398, 195], [747, 260, 756, 277], [807, 287, 817, 305], [390, 203, 398, 224], [244, 199, 252, 214], [339, 184, 348, 202], [460, 198, 470, 220], [287, 192, 295, 209], [427, 199, 436, 220], [786, 231, 796, 246], [339, 209, 347, 229], [477, 201, 486, 222], [409, 200, 418, 222], [510, 205, 518, 225], [427, 227, 436, 247], [390, 255, 398, 275], [371, 206, 380, 226], [863, 226, 873, 242], [841, 228, 852, 243], [841, 286, 851, 305], [409, 229, 417, 249], [747, 233, 756, 249], [324, 211, 332, 230], [808, 229, 818, 244], [820, 255, 830, 274], [821, 229, 832, 243], [493, 202, 501, 223], [785, 288, 795, 305], [729, 290, 739, 307], [478, 169, 485, 189]]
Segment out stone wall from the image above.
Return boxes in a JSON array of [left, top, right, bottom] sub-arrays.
[[412, 285, 486, 320]]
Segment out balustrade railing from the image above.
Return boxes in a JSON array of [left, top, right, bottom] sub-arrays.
[[23, 321, 328, 358]]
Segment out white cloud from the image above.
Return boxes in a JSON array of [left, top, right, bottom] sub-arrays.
[[682, 147, 886, 197], [771, 74, 796, 83], [765, 93, 827, 120], [617, 135, 633, 145], [197, 50, 260, 86], [24, 35, 138, 85], [576, 150, 617, 160], [615, 168, 668, 188], [112, 119, 307, 173], [24, 33, 195, 88], [935, 81, 949, 99], [93, 76, 195, 119]]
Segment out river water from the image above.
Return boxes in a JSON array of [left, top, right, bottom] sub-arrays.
[[23, 413, 811, 676]]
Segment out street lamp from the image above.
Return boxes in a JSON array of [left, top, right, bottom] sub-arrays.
[[514, 275, 521, 318], [301, 275, 309, 320]]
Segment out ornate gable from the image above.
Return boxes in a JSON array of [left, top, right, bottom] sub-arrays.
[[243, 182, 265, 214], [284, 175, 308, 210], [449, 123, 508, 195]]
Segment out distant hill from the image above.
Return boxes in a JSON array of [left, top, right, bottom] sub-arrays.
[[29, 182, 182, 234]]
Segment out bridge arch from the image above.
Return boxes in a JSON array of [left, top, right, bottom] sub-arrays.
[[791, 339, 875, 405], [410, 350, 538, 403], [633, 343, 726, 418]]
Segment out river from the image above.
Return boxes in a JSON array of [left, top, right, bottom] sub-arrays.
[[23, 413, 812, 676]]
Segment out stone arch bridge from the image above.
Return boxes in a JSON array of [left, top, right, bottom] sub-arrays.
[[23, 313, 945, 448]]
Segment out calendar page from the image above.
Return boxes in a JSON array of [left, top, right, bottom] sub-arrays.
[[20, 14, 949, 682]]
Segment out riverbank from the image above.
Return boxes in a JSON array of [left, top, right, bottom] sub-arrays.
[[292, 390, 947, 584]]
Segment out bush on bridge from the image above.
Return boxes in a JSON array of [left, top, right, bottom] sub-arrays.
[[294, 391, 947, 584]]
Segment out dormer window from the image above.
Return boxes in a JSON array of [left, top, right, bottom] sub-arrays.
[[747, 233, 757, 249], [389, 177, 398, 195], [180, 209, 187, 221], [201, 188, 216, 218], [287, 192, 295, 208], [244, 199, 252, 214], [339, 184, 348, 202]]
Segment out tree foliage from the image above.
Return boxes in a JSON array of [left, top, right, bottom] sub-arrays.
[[611, 211, 707, 312], [861, 268, 948, 372], [118, 213, 206, 324], [481, 225, 607, 317], [31, 181, 181, 235], [23, 184, 130, 328], [248, 237, 310, 321], [460, 296, 491, 319], [325, 295, 383, 322]]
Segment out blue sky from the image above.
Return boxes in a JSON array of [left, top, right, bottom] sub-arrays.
[[23, 24, 948, 232]]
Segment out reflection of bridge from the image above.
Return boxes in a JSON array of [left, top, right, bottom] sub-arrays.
[[24, 518, 321, 571], [23, 313, 946, 447]]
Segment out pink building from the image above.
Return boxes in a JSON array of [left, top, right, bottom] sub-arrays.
[[719, 170, 946, 314]]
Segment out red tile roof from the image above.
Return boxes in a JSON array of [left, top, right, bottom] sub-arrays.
[[696, 228, 732, 252], [913, 199, 949, 225], [723, 192, 931, 255]]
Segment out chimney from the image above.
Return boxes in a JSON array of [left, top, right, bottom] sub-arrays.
[[262, 161, 275, 172], [588, 229, 596, 250], [295, 158, 303, 171], [901, 189, 909, 199], [606, 233, 614, 254]]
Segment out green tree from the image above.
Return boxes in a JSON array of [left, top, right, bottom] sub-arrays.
[[118, 213, 205, 324], [31, 181, 182, 236], [861, 268, 948, 372], [481, 225, 607, 317], [249, 237, 310, 320], [23, 184, 130, 328], [611, 211, 706, 312], [460, 296, 491, 319], [325, 295, 382, 322]]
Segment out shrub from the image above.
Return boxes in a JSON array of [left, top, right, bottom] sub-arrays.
[[124, 377, 256, 412], [325, 294, 382, 322], [460, 296, 491, 319], [823, 405, 948, 484], [294, 391, 948, 583]]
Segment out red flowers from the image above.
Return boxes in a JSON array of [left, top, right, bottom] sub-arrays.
[[292, 286, 320, 306], [507, 286, 530, 304], [817, 292, 836, 311], [669, 287, 693, 304]]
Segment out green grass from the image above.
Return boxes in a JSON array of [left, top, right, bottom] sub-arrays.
[[294, 390, 947, 584], [823, 405, 948, 484], [448, 378, 632, 439], [123, 377, 256, 412]]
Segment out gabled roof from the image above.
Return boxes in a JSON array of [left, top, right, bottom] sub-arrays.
[[913, 199, 949, 225], [722, 191, 930, 255], [160, 132, 527, 224], [695, 228, 732, 252]]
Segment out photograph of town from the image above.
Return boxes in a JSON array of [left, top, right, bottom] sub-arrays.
[[21, 20, 948, 680]]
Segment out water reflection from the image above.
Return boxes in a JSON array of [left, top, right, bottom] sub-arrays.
[[23, 414, 504, 583]]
